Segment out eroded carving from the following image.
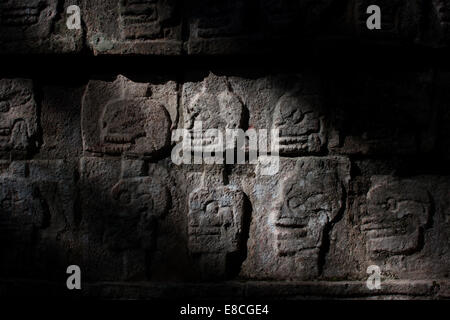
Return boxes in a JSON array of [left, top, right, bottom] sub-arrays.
[[0, 79, 38, 159], [0, 0, 57, 42], [106, 160, 169, 251], [79, 157, 170, 279], [82, 75, 174, 157], [362, 176, 431, 257], [0, 160, 75, 251], [188, 169, 246, 278], [272, 90, 325, 155], [118, 0, 179, 40], [271, 158, 349, 277], [191, 0, 246, 38], [0, 175, 46, 240], [183, 73, 244, 152]]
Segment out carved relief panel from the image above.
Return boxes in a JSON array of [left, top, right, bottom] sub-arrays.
[[108, 165, 169, 251], [0, 0, 57, 42], [118, 0, 179, 40], [272, 90, 325, 156], [362, 176, 431, 258], [82, 75, 175, 157], [79, 157, 170, 280], [187, 168, 247, 279], [182, 73, 245, 154], [0, 160, 76, 276], [270, 157, 350, 278], [0, 79, 38, 159]]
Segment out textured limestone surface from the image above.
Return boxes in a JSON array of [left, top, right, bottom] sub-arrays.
[[3, 0, 450, 54], [0, 69, 448, 299], [1, 1, 450, 299]]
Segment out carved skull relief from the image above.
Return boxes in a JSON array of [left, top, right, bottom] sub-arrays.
[[273, 159, 344, 258], [188, 175, 245, 278], [0, 0, 57, 42], [82, 75, 173, 157], [118, 0, 177, 40], [0, 79, 38, 158], [188, 185, 244, 254], [107, 175, 169, 251], [272, 91, 324, 155], [362, 176, 431, 257], [184, 73, 244, 152]]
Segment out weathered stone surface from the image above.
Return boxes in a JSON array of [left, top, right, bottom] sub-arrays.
[[39, 85, 84, 159], [0, 79, 38, 160], [236, 156, 351, 280], [1, 60, 450, 300], [0, 160, 76, 278], [360, 176, 450, 279], [184, 0, 253, 55], [188, 168, 247, 279], [272, 90, 325, 155], [185, 0, 342, 54], [273, 159, 345, 258], [363, 176, 431, 258], [79, 157, 170, 280], [182, 73, 245, 153], [81, 75, 175, 158], [328, 72, 437, 156], [0, 0, 83, 54], [84, 0, 182, 55], [5, 1, 450, 54], [227, 74, 327, 156], [322, 173, 450, 281]]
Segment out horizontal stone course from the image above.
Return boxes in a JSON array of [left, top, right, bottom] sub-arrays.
[[0, 68, 449, 298], [2, 0, 450, 55]]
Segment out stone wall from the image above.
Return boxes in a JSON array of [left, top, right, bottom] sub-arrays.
[[0, 0, 449, 299]]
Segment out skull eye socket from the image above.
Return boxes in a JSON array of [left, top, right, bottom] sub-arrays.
[[288, 196, 302, 210]]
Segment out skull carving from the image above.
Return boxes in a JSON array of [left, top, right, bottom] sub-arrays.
[[0, 79, 38, 158], [107, 176, 169, 251], [0, 0, 57, 42], [82, 75, 173, 157], [273, 159, 344, 259], [362, 176, 431, 257], [118, 0, 177, 40], [188, 183, 245, 278], [272, 91, 324, 156], [184, 73, 244, 152]]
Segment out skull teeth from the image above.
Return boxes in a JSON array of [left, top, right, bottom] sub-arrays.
[[104, 135, 132, 143]]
